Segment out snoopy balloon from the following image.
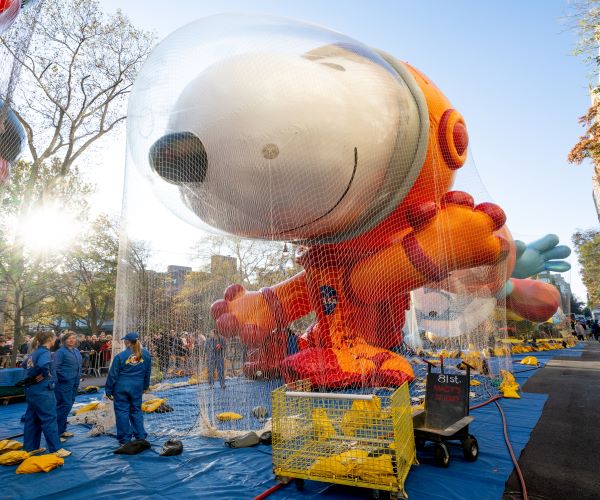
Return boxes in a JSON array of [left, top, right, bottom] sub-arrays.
[[131, 15, 570, 388]]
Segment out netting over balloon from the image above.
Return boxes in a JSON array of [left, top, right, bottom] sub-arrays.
[[0, 0, 41, 189], [107, 14, 565, 440], [0, 0, 41, 185]]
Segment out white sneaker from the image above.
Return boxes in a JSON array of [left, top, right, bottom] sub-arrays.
[[54, 448, 71, 458], [61, 432, 74, 438]]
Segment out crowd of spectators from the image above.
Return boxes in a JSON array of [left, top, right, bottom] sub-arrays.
[[0, 331, 113, 374], [571, 317, 600, 341]]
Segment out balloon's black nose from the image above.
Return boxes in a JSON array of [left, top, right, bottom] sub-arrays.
[[149, 132, 208, 184]]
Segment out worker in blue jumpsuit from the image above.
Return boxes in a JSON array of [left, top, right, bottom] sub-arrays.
[[206, 329, 226, 388], [53, 331, 82, 439], [23, 331, 71, 457], [105, 332, 152, 444]]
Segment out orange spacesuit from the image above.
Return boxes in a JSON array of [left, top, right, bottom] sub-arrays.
[[209, 61, 512, 388]]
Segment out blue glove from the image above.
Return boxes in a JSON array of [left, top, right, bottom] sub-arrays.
[[496, 280, 514, 299], [511, 234, 571, 279]]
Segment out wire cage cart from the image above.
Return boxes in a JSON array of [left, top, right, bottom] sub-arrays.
[[412, 359, 478, 468], [272, 379, 416, 499]]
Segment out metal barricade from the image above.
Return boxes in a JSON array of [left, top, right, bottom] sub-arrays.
[[83, 350, 111, 377]]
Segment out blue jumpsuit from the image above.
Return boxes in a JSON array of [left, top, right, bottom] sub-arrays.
[[23, 346, 62, 452], [53, 346, 82, 435], [105, 347, 152, 444], [206, 335, 225, 387]]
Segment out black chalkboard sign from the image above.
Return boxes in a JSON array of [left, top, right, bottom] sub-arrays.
[[424, 372, 469, 430]]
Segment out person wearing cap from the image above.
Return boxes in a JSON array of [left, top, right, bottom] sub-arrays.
[[53, 331, 82, 440], [104, 332, 152, 445]]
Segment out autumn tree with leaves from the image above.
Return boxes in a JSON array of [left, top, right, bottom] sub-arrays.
[[568, 1, 600, 179], [568, 1, 600, 309], [572, 229, 600, 306]]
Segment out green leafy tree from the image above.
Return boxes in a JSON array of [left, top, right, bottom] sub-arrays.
[[58, 215, 119, 334], [572, 229, 600, 306]]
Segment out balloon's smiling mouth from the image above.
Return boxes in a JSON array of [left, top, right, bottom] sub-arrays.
[[278, 147, 358, 235]]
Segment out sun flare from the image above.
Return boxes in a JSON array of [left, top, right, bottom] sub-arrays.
[[19, 207, 78, 252]]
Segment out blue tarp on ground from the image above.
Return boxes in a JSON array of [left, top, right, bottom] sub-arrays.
[[511, 342, 585, 384], [0, 368, 26, 387], [0, 345, 582, 500]]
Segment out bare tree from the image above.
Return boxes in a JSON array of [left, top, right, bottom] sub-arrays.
[[192, 235, 300, 289], [2, 0, 155, 177]]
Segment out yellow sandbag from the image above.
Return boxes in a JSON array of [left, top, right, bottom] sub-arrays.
[[309, 454, 348, 477], [0, 440, 23, 453], [141, 398, 167, 413], [470, 379, 481, 386], [74, 401, 102, 414], [462, 351, 482, 372], [16, 455, 63, 474], [499, 370, 520, 398], [217, 412, 243, 421], [502, 387, 521, 399], [310, 449, 395, 483], [341, 396, 382, 437], [493, 347, 508, 357], [355, 453, 396, 483], [411, 403, 424, 414], [499, 370, 518, 389], [520, 356, 538, 366], [312, 408, 336, 441], [309, 449, 369, 477], [0, 451, 30, 465]]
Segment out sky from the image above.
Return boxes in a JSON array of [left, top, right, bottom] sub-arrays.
[[90, 0, 600, 301]]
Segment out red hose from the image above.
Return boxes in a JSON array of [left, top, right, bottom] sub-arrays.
[[494, 398, 529, 500], [470, 394, 529, 498], [254, 482, 286, 500], [469, 394, 502, 411]]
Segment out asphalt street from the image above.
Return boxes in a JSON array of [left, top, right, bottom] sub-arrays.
[[504, 343, 600, 500]]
